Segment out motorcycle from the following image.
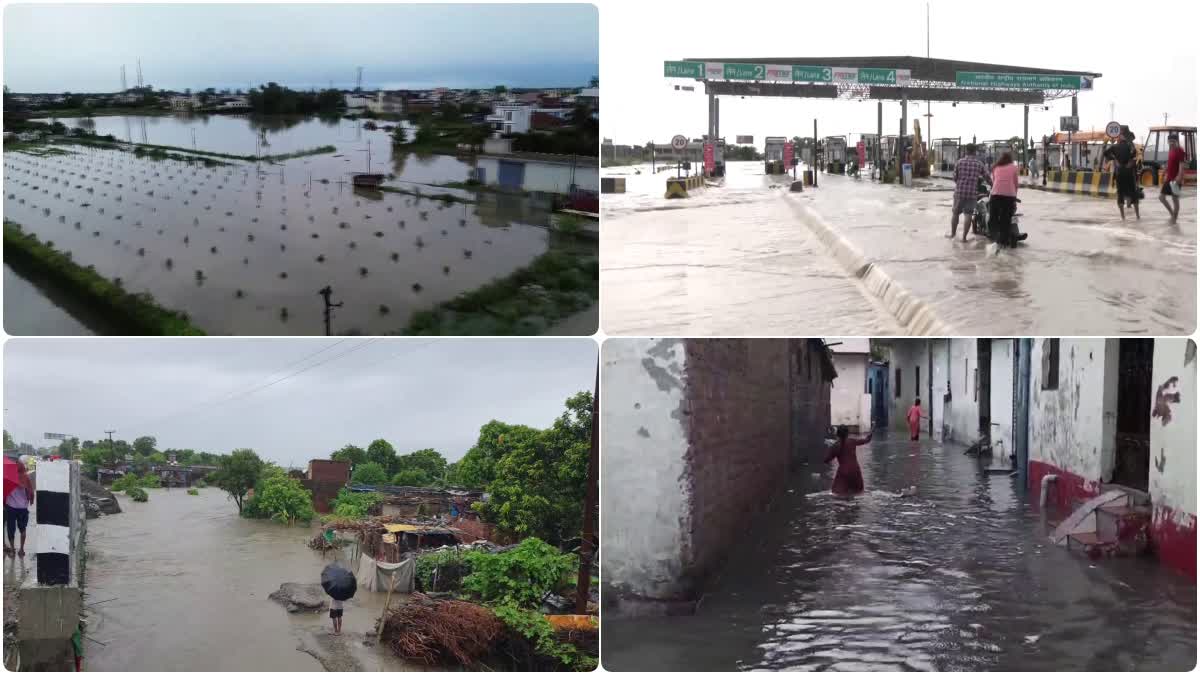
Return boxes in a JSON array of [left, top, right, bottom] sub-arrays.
[[971, 182, 1028, 246]]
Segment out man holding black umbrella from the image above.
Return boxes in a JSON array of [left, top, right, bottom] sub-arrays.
[[321, 562, 356, 636]]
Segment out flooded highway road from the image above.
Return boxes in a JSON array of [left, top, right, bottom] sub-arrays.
[[600, 163, 903, 335], [85, 488, 416, 672], [601, 162, 1195, 335], [602, 433, 1197, 672]]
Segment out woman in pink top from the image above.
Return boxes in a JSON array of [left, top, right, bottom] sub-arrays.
[[989, 152, 1021, 247]]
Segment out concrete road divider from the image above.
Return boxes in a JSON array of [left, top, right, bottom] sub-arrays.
[[1038, 169, 1116, 198], [601, 176, 626, 194], [665, 174, 704, 199]]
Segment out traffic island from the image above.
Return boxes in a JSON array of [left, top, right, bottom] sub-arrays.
[[665, 174, 704, 198]]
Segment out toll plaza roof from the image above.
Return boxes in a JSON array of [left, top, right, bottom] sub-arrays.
[[675, 56, 1102, 104]]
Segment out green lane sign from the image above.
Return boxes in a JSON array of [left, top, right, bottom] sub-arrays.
[[956, 71, 1090, 90], [664, 61, 704, 78], [724, 63, 765, 80], [858, 68, 898, 84], [792, 65, 833, 82]]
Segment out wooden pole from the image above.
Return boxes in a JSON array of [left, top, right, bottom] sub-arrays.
[[376, 570, 398, 640], [574, 361, 600, 614]]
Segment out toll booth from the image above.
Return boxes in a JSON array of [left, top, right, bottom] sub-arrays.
[[824, 136, 848, 174], [981, 140, 1013, 165], [932, 138, 960, 172], [1140, 126, 1196, 186], [764, 136, 787, 174], [858, 133, 880, 168]]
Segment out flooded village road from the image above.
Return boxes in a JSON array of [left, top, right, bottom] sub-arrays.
[[603, 433, 1196, 672], [85, 489, 416, 671]]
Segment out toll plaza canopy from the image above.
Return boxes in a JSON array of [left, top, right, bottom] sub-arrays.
[[670, 56, 1102, 104]]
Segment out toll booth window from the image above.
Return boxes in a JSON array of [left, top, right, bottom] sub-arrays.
[[1041, 339, 1061, 390]]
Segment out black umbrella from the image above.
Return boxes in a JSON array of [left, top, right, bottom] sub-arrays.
[[321, 563, 357, 601]]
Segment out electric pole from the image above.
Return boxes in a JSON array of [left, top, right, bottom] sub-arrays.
[[318, 286, 343, 336]]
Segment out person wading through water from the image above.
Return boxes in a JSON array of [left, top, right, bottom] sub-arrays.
[[1104, 128, 1141, 221], [907, 398, 927, 441], [824, 425, 872, 496]]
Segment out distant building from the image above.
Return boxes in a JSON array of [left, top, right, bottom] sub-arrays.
[[344, 93, 373, 110], [487, 104, 534, 135], [368, 92, 406, 116], [828, 338, 871, 432], [168, 95, 199, 111]]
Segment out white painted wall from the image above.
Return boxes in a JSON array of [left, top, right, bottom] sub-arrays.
[[1149, 339, 1197, 520], [990, 339, 1015, 462], [930, 339, 950, 439], [830, 353, 867, 429], [1027, 339, 1114, 484], [880, 339, 929, 433], [524, 162, 599, 193], [945, 339, 981, 443], [600, 338, 692, 601]]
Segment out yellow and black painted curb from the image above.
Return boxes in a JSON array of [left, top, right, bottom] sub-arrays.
[[665, 174, 705, 199], [1036, 169, 1116, 198]]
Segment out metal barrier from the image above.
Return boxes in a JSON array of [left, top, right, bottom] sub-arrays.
[[1041, 169, 1116, 198]]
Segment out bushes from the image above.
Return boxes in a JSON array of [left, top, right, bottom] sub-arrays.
[[111, 474, 160, 492], [187, 488, 199, 496], [244, 473, 314, 525], [328, 488, 384, 520], [126, 487, 149, 502], [3, 222, 204, 335], [491, 603, 595, 671], [195, 479, 207, 488], [462, 538, 576, 609], [416, 548, 472, 593]]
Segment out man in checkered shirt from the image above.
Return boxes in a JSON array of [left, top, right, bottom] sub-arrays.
[[951, 144, 987, 242]]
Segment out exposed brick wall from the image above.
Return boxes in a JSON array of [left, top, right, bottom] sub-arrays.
[[792, 339, 833, 468], [680, 339, 793, 589], [303, 480, 345, 513], [308, 459, 350, 483]]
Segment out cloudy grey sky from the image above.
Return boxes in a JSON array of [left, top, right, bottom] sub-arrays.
[[3, 3, 598, 92], [602, 0, 1196, 145], [3, 338, 596, 466]]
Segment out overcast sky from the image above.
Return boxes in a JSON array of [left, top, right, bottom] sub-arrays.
[[602, 0, 1196, 146], [3, 3, 598, 92], [3, 338, 596, 467]]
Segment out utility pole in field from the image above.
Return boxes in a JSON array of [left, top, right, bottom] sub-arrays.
[[318, 286, 343, 336], [574, 362, 599, 614]]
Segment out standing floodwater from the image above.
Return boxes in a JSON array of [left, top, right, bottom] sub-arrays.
[[85, 489, 417, 671], [603, 433, 1196, 671]]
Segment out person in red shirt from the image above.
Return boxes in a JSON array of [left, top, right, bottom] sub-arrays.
[[1158, 134, 1187, 225], [825, 425, 871, 496]]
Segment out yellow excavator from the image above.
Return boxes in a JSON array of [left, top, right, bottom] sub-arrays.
[[911, 120, 931, 178]]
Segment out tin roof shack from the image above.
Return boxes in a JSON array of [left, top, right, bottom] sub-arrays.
[[351, 518, 467, 563], [373, 486, 484, 519]]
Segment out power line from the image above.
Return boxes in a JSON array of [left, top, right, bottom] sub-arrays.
[[126, 339, 350, 430]]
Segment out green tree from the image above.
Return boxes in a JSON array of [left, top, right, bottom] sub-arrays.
[[494, 85, 508, 95], [210, 449, 266, 514], [133, 436, 157, 456], [391, 468, 432, 486], [331, 444, 366, 468], [3, 430, 14, 451], [454, 421, 541, 489], [330, 488, 384, 519], [251, 473, 315, 525], [477, 392, 592, 545], [392, 125, 407, 144], [394, 448, 448, 482], [366, 439, 398, 475], [351, 461, 388, 486]]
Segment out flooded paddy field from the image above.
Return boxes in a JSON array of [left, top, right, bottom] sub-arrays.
[[4, 115, 585, 335]]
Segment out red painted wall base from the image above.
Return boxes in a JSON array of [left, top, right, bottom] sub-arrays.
[[1028, 460, 1197, 579], [1152, 505, 1198, 580]]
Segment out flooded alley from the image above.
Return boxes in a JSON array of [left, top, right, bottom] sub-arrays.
[[84, 488, 415, 672], [603, 432, 1197, 671]]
